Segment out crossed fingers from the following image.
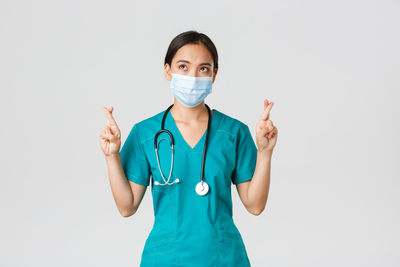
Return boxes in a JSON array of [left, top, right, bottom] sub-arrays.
[[260, 99, 276, 139]]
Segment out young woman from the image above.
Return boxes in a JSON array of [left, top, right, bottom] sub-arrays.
[[99, 30, 277, 266]]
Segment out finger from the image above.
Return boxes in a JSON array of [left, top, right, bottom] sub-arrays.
[[105, 125, 115, 135], [266, 124, 275, 138], [265, 120, 274, 132], [104, 127, 114, 141], [257, 120, 273, 135], [99, 129, 105, 139], [112, 126, 121, 139], [100, 128, 110, 140], [260, 101, 274, 121], [264, 99, 269, 110], [268, 127, 274, 138], [257, 123, 269, 137], [268, 127, 277, 139], [274, 127, 278, 138], [103, 106, 117, 127]]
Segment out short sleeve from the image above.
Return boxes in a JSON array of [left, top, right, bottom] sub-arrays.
[[120, 123, 151, 186], [231, 124, 257, 184]]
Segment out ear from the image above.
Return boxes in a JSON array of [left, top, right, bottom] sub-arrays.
[[164, 64, 172, 81], [212, 68, 218, 83]]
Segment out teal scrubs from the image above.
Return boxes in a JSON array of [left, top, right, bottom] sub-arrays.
[[120, 108, 257, 267]]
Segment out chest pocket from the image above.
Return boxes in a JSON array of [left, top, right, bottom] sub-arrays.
[[206, 130, 237, 186], [151, 166, 180, 193]]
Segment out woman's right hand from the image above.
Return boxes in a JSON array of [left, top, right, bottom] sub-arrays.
[[100, 106, 121, 157]]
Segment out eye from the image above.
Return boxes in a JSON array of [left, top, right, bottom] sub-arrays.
[[200, 67, 209, 72], [178, 64, 187, 70]]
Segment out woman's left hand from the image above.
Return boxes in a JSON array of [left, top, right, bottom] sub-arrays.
[[255, 99, 278, 154]]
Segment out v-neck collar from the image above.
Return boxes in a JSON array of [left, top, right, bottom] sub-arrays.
[[166, 108, 220, 153]]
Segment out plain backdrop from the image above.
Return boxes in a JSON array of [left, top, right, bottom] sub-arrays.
[[1, 0, 399, 266]]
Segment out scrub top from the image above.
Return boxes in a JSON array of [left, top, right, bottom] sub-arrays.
[[120, 107, 258, 267]]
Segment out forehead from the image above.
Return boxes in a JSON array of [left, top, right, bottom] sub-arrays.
[[172, 43, 213, 64]]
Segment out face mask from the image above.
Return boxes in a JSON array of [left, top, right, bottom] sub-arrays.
[[169, 72, 213, 108]]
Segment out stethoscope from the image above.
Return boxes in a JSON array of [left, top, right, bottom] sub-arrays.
[[153, 103, 212, 196]]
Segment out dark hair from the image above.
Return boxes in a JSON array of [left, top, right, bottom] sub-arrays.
[[164, 30, 219, 70]]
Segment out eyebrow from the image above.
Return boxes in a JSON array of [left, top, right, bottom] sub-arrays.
[[176, 59, 212, 66]]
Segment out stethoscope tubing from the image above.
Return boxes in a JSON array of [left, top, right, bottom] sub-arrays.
[[153, 103, 212, 186]]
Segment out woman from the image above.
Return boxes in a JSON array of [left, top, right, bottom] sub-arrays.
[[99, 30, 277, 266]]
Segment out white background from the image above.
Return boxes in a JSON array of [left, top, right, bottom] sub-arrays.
[[1, 0, 399, 266]]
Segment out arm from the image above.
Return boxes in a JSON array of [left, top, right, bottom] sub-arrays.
[[237, 99, 277, 216], [100, 106, 147, 218], [236, 150, 272, 216], [105, 153, 146, 217]]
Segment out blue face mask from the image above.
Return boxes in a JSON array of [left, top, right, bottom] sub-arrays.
[[169, 72, 213, 108]]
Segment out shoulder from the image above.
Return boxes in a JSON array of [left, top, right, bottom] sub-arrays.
[[214, 109, 255, 151], [127, 109, 165, 144], [135, 110, 164, 129], [214, 108, 249, 133], [213, 108, 253, 146]]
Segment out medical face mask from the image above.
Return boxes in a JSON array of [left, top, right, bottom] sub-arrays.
[[169, 72, 213, 108]]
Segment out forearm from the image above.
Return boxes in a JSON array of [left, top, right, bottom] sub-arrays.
[[247, 150, 272, 214], [105, 153, 135, 216]]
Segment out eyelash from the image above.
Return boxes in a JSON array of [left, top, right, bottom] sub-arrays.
[[178, 65, 209, 72]]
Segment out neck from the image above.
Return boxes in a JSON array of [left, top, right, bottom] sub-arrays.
[[170, 97, 212, 122]]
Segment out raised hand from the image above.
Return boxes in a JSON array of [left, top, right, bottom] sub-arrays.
[[255, 99, 278, 153], [100, 106, 122, 157]]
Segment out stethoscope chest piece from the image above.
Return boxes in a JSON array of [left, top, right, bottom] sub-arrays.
[[195, 181, 209, 196]]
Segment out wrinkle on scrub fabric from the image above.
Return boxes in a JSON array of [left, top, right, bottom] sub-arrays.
[[120, 108, 257, 267]]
